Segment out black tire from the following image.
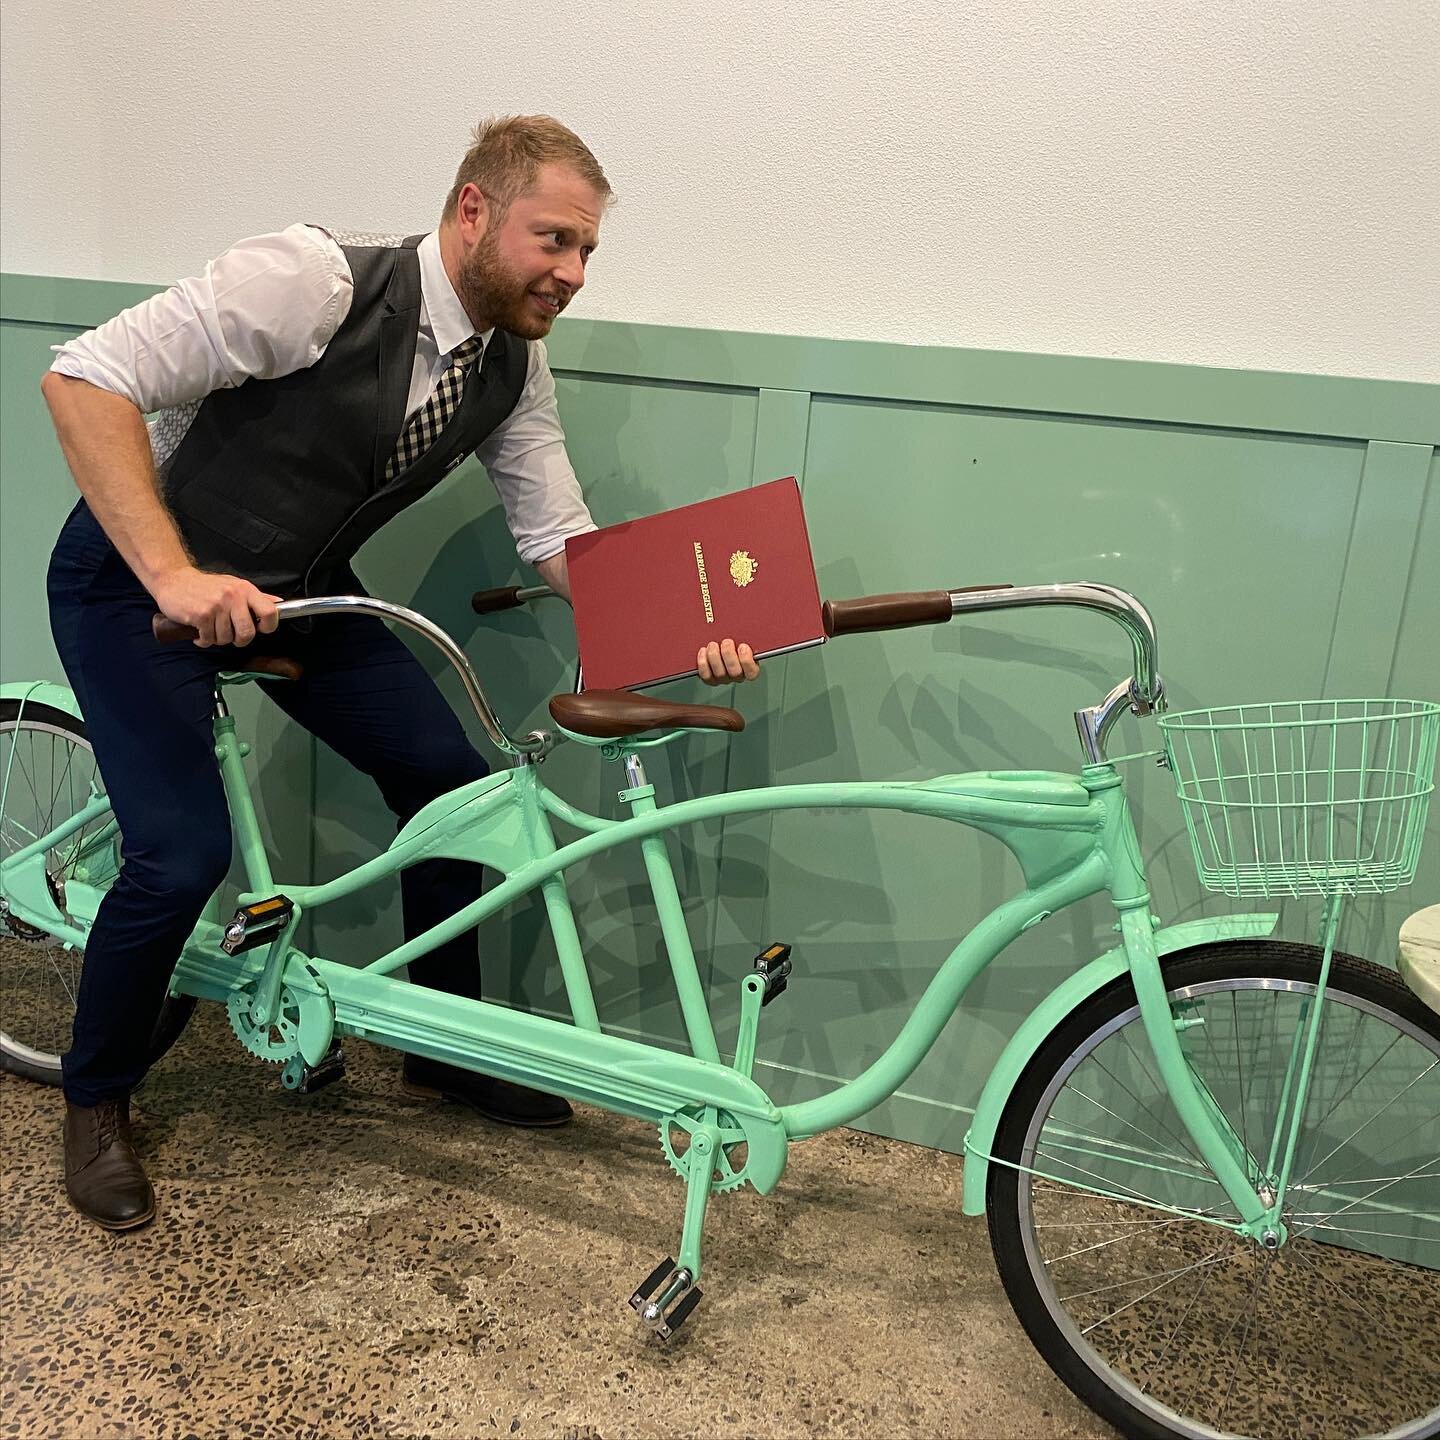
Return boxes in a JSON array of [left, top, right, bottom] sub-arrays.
[[0, 698, 197, 1085], [986, 940, 1440, 1440]]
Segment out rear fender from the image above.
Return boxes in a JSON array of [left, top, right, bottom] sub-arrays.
[[0, 681, 83, 724], [960, 912, 1281, 1215]]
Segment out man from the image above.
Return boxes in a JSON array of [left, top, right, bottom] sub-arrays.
[[41, 115, 759, 1232]]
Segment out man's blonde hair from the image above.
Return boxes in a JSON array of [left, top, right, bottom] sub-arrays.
[[442, 115, 613, 222]]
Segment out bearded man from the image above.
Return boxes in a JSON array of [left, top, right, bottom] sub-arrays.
[[40, 114, 759, 1231]]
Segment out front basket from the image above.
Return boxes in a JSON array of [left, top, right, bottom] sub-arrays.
[[1157, 698, 1439, 898]]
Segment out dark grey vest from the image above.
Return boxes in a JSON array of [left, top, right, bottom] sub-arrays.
[[159, 234, 529, 597]]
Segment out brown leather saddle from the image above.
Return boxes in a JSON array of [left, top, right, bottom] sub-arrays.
[[548, 691, 743, 740]]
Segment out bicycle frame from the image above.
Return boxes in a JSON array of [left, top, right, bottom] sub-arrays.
[[1, 581, 1299, 1288], [1, 710, 1279, 1244]]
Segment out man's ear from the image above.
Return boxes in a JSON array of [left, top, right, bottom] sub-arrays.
[[457, 182, 490, 245]]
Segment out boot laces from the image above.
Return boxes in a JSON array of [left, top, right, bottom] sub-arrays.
[[95, 1100, 126, 1151]]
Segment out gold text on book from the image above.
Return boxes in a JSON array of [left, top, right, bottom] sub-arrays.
[[693, 542, 714, 623]]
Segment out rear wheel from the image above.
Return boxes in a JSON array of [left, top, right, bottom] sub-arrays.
[[986, 941, 1440, 1439], [0, 698, 196, 1085]]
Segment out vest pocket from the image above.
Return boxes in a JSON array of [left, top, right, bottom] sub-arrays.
[[171, 485, 294, 555]]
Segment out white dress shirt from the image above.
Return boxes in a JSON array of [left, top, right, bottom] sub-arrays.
[[48, 225, 596, 565]]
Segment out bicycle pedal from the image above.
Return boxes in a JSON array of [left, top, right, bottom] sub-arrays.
[[221, 895, 294, 955], [280, 1041, 346, 1094], [752, 942, 793, 1005], [628, 1256, 703, 1339]]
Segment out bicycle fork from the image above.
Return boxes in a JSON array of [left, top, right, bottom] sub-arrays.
[[1121, 897, 1353, 1251], [1097, 765, 1325, 1246], [1119, 905, 1274, 1238]]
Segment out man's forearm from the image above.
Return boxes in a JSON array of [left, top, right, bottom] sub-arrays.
[[534, 550, 572, 603], [40, 372, 191, 591]]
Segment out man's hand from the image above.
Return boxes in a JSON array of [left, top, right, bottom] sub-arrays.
[[150, 565, 281, 647], [697, 639, 761, 686]]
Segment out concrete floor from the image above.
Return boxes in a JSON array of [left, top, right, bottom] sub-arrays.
[[2, 1004, 1113, 1440]]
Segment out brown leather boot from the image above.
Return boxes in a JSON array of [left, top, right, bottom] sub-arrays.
[[63, 1096, 156, 1231]]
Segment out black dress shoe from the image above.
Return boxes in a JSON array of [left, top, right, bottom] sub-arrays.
[[401, 1055, 573, 1127], [63, 1096, 156, 1231]]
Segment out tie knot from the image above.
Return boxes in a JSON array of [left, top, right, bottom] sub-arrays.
[[450, 336, 483, 370]]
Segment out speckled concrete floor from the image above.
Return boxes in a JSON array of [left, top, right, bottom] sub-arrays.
[[2, 1005, 1113, 1440]]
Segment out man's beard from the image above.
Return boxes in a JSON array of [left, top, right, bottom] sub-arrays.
[[456, 230, 558, 340]]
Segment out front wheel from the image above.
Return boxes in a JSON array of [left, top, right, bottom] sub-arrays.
[[986, 941, 1440, 1440], [0, 698, 196, 1085]]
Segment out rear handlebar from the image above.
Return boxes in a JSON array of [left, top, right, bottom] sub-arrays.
[[153, 597, 554, 760]]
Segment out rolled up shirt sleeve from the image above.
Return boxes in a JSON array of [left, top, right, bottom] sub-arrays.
[[475, 339, 596, 566], [47, 224, 353, 412]]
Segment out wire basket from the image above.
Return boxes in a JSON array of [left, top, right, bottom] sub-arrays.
[[1157, 698, 1440, 898]]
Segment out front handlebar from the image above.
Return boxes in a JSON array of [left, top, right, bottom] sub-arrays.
[[822, 582, 1161, 761]]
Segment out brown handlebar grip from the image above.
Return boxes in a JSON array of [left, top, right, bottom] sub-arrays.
[[822, 585, 1014, 638], [152, 615, 200, 644], [471, 586, 526, 615]]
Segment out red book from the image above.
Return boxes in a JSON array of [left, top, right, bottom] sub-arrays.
[[566, 476, 825, 690]]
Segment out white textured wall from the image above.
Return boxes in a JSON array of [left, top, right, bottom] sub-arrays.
[[3, 0, 1437, 380]]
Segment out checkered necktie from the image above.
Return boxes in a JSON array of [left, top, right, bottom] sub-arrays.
[[385, 334, 483, 482]]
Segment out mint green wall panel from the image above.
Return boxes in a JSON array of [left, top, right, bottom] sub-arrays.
[[1, 322, 78, 685], [1373, 448, 1440, 948], [307, 377, 761, 1051], [4, 276, 1436, 1155], [739, 399, 1375, 1145]]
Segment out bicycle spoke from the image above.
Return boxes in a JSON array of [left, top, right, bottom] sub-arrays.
[[1285, 1239, 1388, 1336], [1137, 1242, 1224, 1396], [1219, 1250, 1274, 1427], [1074, 1252, 1232, 1334], [1293, 1059, 1439, 1191], [1034, 1144, 1226, 1216], [1290, 1171, 1440, 1193], [1110, 1032, 1210, 1171], [45, 950, 78, 1007], [1044, 1215, 1200, 1267], [1291, 999, 1371, 1180], [1291, 1222, 1438, 1243], [1287, 1154, 1439, 1244], [1059, 1084, 1209, 1172], [1, 719, 114, 1065]]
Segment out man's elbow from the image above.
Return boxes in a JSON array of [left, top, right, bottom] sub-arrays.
[[41, 370, 138, 425], [40, 369, 86, 420]]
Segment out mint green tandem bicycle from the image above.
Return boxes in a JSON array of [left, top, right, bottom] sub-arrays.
[[2, 581, 1437, 1440]]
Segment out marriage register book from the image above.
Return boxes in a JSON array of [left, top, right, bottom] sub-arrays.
[[565, 477, 825, 690]]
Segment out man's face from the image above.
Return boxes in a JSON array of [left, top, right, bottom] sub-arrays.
[[456, 164, 603, 339]]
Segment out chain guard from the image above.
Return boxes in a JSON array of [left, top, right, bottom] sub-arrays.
[[659, 1104, 753, 1192], [227, 984, 304, 1064], [0, 875, 69, 948], [0, 905, 57, 947]]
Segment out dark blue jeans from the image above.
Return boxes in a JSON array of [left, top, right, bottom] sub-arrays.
[[47, 502, 491, 1105]]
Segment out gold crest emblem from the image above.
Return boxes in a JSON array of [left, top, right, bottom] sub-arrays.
[[729, 550, 759, 588]]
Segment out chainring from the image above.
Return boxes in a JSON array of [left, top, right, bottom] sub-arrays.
[[0, 906, 57, 946], [227, 984, 304, 1063], [659, 1104, 752, 1192]]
